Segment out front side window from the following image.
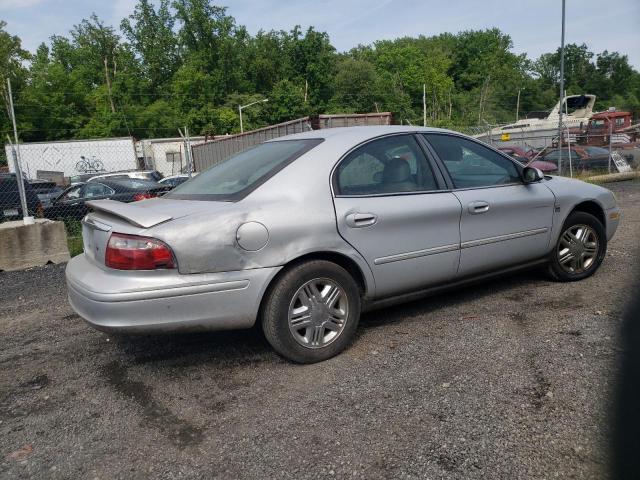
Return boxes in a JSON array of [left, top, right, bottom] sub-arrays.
[[335, 135, 438, 195], [83, 183, 114, 198], [61, 185, 82, 201], [168, 139, 322, 201], [424, 134, 521, 188]]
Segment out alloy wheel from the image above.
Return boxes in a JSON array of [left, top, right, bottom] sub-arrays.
[[287, 278, 349, 349], [557, 224, 599, 274]]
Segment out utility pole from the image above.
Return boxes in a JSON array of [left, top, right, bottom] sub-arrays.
[[423, 84, 427, 127], [557, 0, 566, 174], [516, 88, 524, 122], [608, 115, 613, 173], [304, 79, 308, 103], [6, 78, 32, 224]]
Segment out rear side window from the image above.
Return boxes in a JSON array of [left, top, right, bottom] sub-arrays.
[[424, 134, 521, 189], [335, 135, 438, 195], [168, 139, 322, 201]]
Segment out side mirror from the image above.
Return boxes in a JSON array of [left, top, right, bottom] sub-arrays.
[[522, 166, 544, 184]]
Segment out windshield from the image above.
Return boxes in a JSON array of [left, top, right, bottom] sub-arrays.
[[584, 147, 609, 156], [167, 139, 322, 201]]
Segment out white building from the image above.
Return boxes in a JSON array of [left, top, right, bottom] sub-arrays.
[[3, 135, 216, 182], [138, 136, 206, 177], [4, 137, 139, 180]]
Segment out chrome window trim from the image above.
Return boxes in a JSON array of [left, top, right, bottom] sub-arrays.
[[334, 188, 453, 199]]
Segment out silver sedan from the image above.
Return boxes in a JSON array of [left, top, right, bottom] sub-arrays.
[[66, 126, 620, 363]]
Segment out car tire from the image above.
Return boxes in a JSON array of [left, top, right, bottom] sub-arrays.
[[548, 211, 607, 282], [261, 260, 361, 363]]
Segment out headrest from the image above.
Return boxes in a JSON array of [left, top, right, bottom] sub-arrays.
[[383, 157, 411, 183]]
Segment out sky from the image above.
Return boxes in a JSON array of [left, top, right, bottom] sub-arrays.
[[1, 0, 639, 68]]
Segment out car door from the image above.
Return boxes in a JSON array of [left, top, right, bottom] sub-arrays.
[[422, 133, 555, 277], [48, 184, 85, 219], [332, 134, 462, 298]]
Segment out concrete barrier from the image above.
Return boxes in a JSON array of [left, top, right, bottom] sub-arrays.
[[0, 219, 70, 271]]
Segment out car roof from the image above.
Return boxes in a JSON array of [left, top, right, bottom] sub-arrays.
[[94, 169, 158, 175], [98, 178, 158, 187], [268, 125, 452, 144]]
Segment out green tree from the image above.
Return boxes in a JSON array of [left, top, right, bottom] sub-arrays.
[[121, 0, 179, 91]]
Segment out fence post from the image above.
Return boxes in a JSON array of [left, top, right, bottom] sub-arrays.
[[566, 127, 573, 178], [608, 120, 613, 174], [6, 78, 33, 225], [8, 142, 31, 223]]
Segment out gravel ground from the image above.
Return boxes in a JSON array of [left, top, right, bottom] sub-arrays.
[[1, 180, 639, 480]]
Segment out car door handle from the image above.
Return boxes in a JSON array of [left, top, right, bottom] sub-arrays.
[[468, 201, 490, 214], [345, 212, 378, 228]]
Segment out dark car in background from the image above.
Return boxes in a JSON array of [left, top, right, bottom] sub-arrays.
[[0, 173, 42, 222], [45, 178, 171, 220], [540, 146, 611, 173], [158, 174, 194, 188], [29, 180, 64, 207], [70, 170, 164, 185], [87, 170, 164, 183]]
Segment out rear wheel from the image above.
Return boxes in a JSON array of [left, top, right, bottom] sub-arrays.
[[548, 211, 607, 281], [262, 260, 361, 363]]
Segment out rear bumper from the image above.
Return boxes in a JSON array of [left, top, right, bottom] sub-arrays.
[[66, 254, 280, 334]]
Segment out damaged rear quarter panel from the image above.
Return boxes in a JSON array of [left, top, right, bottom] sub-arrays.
[[146, 141, 375, 296]]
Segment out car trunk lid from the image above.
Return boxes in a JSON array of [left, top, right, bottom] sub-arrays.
[[81, 197, 231, 267], [86, 199, 173, 228]]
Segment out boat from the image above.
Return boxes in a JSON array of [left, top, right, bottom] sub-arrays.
[[474, 94, 597, 150]]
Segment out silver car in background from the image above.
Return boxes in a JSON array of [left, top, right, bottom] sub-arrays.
[[66, 126, 620, 363]]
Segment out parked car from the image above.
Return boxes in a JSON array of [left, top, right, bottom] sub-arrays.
[[158, 174, 194, 188], [69, 173, 101, 185], [497, 147, 557, 173], [540, 146, 612, 173], [29, 180, 64, 207], [46, 178, 171, 220], [86, 170, 164, 183], [497, 146, 535, 160], [0, 173, 42, 221], [66, 126, 620, 363]]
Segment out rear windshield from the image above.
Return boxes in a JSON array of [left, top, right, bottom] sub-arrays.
[[167, 139, 322, 201]]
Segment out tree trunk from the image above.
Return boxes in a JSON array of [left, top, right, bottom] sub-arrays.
[[104, 57, 116, 113]]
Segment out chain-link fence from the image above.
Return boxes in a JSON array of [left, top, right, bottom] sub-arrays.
[[1, 114, 638, 259]]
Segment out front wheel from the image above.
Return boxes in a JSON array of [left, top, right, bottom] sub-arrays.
[[262, 260, 361, 363], [548, 211, 607, 282]]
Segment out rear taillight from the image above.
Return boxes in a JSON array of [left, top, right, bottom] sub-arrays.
[[133, 192, 155, 201], [105, 233, 176, 270]]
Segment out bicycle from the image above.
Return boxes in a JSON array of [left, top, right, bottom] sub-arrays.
[[75, 156, 105, 173]]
